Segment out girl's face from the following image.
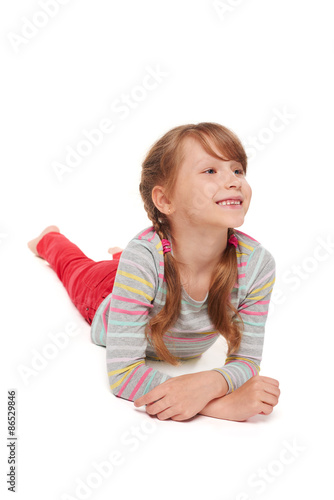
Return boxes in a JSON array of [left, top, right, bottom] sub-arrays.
[[169, 136, 252, 229]]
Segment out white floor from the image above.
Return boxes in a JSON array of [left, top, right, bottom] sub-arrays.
[[2, 234, 331, 499]]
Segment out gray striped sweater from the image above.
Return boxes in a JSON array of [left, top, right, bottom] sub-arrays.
[[90, 226, 276, 402]]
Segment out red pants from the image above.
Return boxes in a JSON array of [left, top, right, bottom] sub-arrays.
[[36, 232, 122, 325]]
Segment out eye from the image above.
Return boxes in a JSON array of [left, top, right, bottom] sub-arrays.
[[203, 167, 245, 175]]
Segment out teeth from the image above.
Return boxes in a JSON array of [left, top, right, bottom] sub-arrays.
[[217, 200, 241, 206]]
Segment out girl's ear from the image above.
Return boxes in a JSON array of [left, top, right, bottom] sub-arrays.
[[152, 185, 171, 215]]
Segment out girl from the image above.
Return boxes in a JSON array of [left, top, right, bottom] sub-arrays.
[[28, 122, 280, 422]]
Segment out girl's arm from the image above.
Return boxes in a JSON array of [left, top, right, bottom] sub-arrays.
[[198, 374, 280, 421], [106, 240, 175, 402], [133, 369, 228, 419], [210, 246, 276, 396]]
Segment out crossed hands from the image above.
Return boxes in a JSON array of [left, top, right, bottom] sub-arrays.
[[134, 373, 280, 422], [133, 372, 219, 422]]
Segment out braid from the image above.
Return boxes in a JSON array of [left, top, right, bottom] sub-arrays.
[[152, 218, 165, 244], [144, 214, 183, 365]]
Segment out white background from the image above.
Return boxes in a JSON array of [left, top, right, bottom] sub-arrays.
[[1, 0, 333, 498]]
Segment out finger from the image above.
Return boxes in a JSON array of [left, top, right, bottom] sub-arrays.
[[146, 399, 171, 416], [135, 396, 162, 408], [134, 389, 165, 407], [260, 402, 274, 415], [258, 376, 280, 387], [134, 397, 145, 407], [262, 383, 281, 398], [260, 392, 279, 407], [171, 414, 186, 421], [156, 408, 176, 421]]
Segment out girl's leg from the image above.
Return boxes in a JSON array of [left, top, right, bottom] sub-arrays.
[[36, 231, 121, 325]]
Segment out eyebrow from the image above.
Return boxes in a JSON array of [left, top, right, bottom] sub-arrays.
[[195, 157, 239, 167]]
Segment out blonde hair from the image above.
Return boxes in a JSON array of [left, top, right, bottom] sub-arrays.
[[139, 122, 247, 365]]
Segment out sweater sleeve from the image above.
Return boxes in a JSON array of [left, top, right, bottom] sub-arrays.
[[106, 240, 173, 402], [211, 245, 276, 394]]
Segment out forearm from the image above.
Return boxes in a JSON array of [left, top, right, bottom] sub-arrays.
[[199, 374, 281, 422], [197, 370, 229, 400], [198, 393, 235, 420]]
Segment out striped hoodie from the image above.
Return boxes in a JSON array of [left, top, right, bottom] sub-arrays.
[[90, 226, 276, 402]]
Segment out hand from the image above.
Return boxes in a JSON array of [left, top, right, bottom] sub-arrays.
[[133, 372, 223, 421], [212, 375, 280, 422]]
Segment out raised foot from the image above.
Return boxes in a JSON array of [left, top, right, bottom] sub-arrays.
[[27, 225, 60, 257], [108, 246, 124, 256]]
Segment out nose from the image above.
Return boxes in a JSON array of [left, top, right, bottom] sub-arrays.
[[223, 169, 242, 189]]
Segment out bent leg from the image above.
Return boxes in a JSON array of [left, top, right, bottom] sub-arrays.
[[36, 232, 119, 325]]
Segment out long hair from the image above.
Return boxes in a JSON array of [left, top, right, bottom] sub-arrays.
[[139, 122, 247, 365]]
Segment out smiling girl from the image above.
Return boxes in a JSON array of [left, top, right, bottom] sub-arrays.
[[28, 122, 280, 422]]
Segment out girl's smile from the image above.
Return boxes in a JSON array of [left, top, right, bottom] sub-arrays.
[[216, 201, 243, 209]]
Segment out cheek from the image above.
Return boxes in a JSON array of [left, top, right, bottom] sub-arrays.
[[190, 182, 217, 211], [244, 187, 252, 211], [243, 182, 252, 199]]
